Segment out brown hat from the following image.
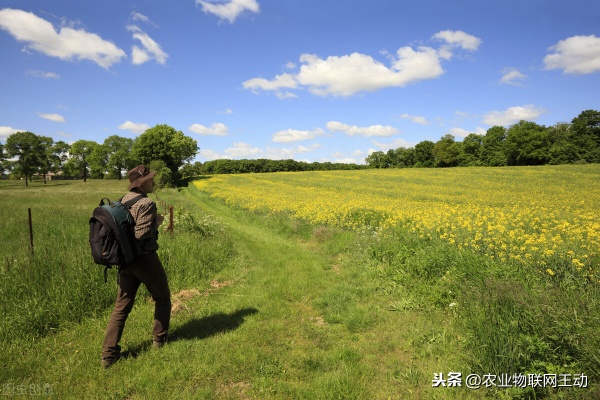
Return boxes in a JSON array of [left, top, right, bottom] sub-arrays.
[[127, 165, 156, 190]]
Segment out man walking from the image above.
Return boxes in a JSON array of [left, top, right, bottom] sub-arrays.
[[101, 165, 172, 368]]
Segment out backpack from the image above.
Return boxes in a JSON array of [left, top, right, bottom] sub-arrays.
[[89, 195, 144, 282]]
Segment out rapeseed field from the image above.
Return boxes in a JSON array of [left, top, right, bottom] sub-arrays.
[[195, 165, 599, 281]]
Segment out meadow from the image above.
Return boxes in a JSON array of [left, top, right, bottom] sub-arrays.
[[0, 165, 598, 399], [194, 165, 600, 281]]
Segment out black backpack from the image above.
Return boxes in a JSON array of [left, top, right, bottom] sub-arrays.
[[89, 196, 143, 282]]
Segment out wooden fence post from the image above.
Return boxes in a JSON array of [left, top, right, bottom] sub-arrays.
[[28, 208, 34, 254]]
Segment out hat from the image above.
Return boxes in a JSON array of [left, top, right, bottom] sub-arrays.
[[127, 165, 156, 190]]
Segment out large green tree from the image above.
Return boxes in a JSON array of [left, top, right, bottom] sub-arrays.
[[104, 135, 135, 179], [432, 134, 463, 167], [480, 126, 507, 166], [131, 124, 198, 183], [5, 131, 44, 186], [67, 140, 99, 182], [414, 140, 435, 167], [570, 109, 600, 163], [504, 120, 548, 166]]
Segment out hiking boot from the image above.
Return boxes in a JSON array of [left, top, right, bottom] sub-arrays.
[[153, 334, 177, 349], [101, 356, 119, 369]]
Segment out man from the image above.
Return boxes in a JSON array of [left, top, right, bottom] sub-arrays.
[[101, 165, 172, 368]]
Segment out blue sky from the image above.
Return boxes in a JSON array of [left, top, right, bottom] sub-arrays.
[[1, 0, 599, 164]]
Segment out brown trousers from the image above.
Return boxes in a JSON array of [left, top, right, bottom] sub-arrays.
[[102, 251, 171, 359]]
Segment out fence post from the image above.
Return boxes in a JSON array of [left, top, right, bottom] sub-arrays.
[[28, 208, 34, 254], [168, 206, 174, 236]]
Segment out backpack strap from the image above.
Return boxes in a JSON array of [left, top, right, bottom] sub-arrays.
[[121, 194, 145, 209]]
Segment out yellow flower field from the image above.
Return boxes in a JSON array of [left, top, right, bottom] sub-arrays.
[[195, 165, 600, 279]]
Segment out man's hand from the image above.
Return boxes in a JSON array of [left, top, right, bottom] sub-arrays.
[[156, 214, 165, 226]]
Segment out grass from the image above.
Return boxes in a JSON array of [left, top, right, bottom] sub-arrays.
[[1, 173, 599, 399]]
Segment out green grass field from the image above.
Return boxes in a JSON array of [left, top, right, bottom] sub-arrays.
[[0, 167, 598, 399]]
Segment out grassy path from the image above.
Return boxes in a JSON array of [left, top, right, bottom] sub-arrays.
[[3, 186, 466, 399]]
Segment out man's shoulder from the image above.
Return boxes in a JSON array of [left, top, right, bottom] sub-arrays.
[[122, 191, 153, 207]]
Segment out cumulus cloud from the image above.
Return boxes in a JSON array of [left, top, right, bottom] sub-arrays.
[[196, 0, 260, 23], [243, 73, 298, 98], [371, 138, 416, 151], [0, 126, 26, 140], [118, 121, 150, 134], [399, 113, 430, 125], [447, 127, 486, 138], [0, 8, 126, 69], [326, 121, 400, 137], [189, 123, 228, 136], [544, 35, 600, 75], [127, 25, 168, 65], [198, 149, 228, 161], [26, 69, 60, 79], [224, 142, 263, 158], [482, 105, 546, 126], [272, 128, 326, 143], [38, 113, 65, 123], [500, 68, 526, 85], [433, 30, 482, 60], [243, 30, 480, 97]]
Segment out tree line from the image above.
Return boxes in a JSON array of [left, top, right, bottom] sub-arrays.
[[0, 124, 198, 187], [2, 109, 598, 185], [365, 109, 600, 168]]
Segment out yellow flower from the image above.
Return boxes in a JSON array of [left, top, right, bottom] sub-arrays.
[[546, 268, 555, 276]]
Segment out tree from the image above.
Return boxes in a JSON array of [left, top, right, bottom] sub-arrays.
[[88, 144, 109, 179], [68, 140, 99, 182], [462, 133, 484, 166], [547, 123, 580, 165], [365, 151, 388, 168], [104, 135, 135, 179], [131, 124, 198, 184], [481, 126, 507, 166], [5, 131, 44, 186], [37, 135, 56, 183], [414, 140, 435, 167], [51, 141, 70, 176], [504, 120, 548, 166], [570, 109, 600, 163], [432, 134, 463, 167]]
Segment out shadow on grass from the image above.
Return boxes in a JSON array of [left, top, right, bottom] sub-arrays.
[[123, 308, 258, 359], [173, 307, 258, 340]]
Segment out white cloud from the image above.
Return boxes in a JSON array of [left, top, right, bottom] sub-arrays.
[[127, 25, 168, 65], [544, 35, 600, 75], [295, 48, 443, 97], [38, 113, 65, 123], [26, 69, 60, 79], [198, 149, 228, 161], [500, 68, 526, 85], [326, 121, 400, 137], [447, 127, 486, 138], [225, 142, 263, 158], [272, 128, 325, 143], [196, 0, 260, 23], [0, 8, 126, 69], [372, 138, 416, 151], [433, 30, 482, 52], [399, 113, 429, 125], [131, 12, 151, 24], [242, 73, 298, 96], [118, 121, 150, 134], [482, 105, 546, 126], [0, 126, 26, 140], [243, 30, 480, 98], [189, 123, 228, 136]]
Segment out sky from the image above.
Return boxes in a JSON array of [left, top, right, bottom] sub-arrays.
[[1, 0, 599, 165]]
